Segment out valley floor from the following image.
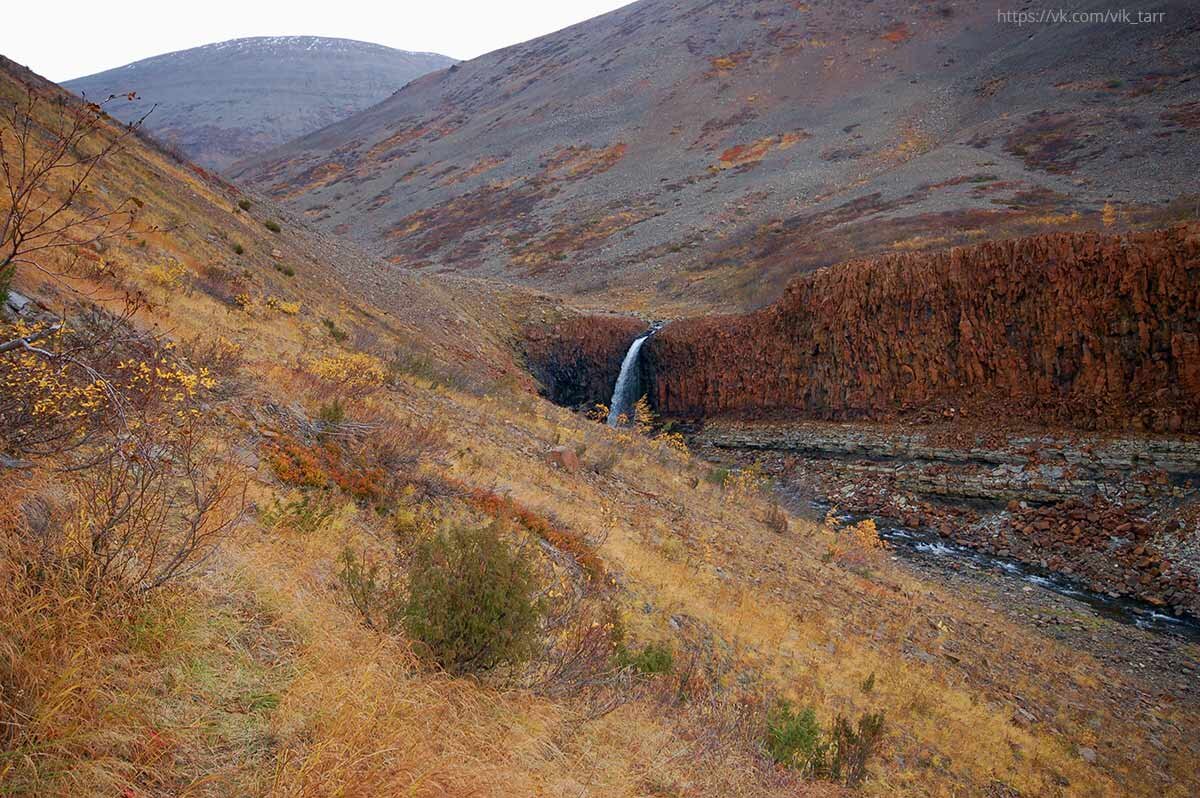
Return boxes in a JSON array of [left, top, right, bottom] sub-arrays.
[[693, 417, 1200, 715]]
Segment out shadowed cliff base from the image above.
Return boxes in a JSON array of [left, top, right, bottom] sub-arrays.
[[522, 315, 647, 409]]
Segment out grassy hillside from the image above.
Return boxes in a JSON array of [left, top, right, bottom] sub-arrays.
[[233, 0, 1200, 313], [2, 54, 1198, 798]]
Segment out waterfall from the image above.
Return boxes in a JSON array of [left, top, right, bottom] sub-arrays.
[[607, 334, 650, 427]]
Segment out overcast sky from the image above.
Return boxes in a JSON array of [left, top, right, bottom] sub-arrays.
[[1, 0, 635, 82]]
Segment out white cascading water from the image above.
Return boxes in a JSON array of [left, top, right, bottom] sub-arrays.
[[606, 334, 650, 426]]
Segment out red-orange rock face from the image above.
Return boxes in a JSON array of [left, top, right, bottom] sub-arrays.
[[644, 225, 1200, 432], [523, 315, 647, 408]]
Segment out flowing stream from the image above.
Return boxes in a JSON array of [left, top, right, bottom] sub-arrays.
[[817, 503, 1200, 641]]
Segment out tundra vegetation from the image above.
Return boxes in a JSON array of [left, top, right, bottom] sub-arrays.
[[1, 61, 1197, 798]]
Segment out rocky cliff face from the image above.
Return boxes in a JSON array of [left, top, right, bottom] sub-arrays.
[[644, 225, 1200, 433], [523, 316, 647, 408]]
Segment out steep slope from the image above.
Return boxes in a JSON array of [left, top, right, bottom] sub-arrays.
[[234, 0, 1200, 312], [64, 37, 455, 172]]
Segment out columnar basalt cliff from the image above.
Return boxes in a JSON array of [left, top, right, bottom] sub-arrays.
[[523, 315, 646, 408], [644, 225, 1200, 432]]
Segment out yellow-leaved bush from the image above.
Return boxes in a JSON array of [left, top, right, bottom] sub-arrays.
[[309, 351, 386, 391]]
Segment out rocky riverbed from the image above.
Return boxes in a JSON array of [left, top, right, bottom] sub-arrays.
[[694, 419, 1200, 619], [863, 517, 1200, 703]]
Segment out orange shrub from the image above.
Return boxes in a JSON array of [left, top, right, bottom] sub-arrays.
[[452, 481, 607, 583], [266, 436, 385, 503], [825, 513, 887, 567], [267, 438, 329, 488]]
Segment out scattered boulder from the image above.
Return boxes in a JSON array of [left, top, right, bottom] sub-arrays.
[[5, 290, 31, 314], [546, 446, 580, 473]]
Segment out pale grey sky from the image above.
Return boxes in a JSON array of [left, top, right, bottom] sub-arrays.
[[1, 0, 635, 82]]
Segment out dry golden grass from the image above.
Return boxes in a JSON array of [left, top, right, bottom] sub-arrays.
[[8, 226, 1200, 796], [431, 391, 1200, 798], [166, 479, 825, 798]]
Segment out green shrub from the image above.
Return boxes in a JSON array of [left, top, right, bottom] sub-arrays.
[[0, 261, 13, 307], [316, 399, 345, 430], [247, 692, 280, 712], [705, 466, 730, 486], [828, 711, 886, 787], [260, 493, 336, 535], [389, 351, 435, 381], [232, 242, 245, 255], [618, 641, 673, 674], [322, 318, 348, 342], [765, 703, 886, 786], [263, 219, 282, 233], [274, 263, 295, 277], [766, 702, 827, 774], [237, 198, 252, 211], [387, 350, 478, 393], [338, 547, 405, 632], [403, 522, 542, 674], [860, 671, 875, 694]]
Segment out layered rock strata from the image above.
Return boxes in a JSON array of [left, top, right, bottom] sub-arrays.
[[697, 420, 1200, 616], [645, 225, 1200, 432]]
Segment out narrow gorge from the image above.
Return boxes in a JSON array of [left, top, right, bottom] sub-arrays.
[[525, 224, 1200, 629]]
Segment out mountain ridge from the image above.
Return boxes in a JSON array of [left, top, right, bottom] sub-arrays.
[[64, 36, 456, 171]]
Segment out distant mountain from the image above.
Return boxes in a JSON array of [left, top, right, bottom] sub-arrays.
[[232, 0, 1200, 312], [64, 37, 455, 171]]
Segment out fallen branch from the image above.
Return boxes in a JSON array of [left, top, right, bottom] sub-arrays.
[[0, 321, 62, 354]]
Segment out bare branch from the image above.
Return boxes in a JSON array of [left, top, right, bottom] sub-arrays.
[[0, 321, 61, 353]]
